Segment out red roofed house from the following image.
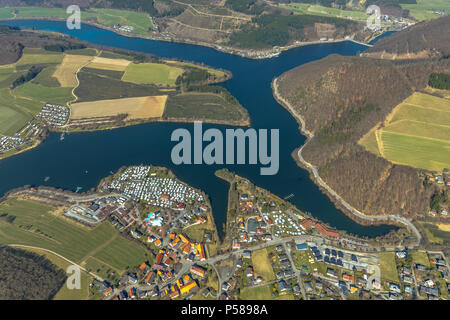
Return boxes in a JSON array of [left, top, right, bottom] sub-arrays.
[[315, 223, 339, 239]]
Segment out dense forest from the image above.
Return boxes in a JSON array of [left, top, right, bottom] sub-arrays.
[[0, 246, 66, 300], [429, 73, 450, 90]]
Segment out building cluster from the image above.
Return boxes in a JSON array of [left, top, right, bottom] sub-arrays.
[[110, 238, 209, 300], [35, 103, 70, 127], [113, 25, 135, 33], [300, 218, 340, 239], [0, 135, 25, 153], [107, 166, 204, 209], [413, 252, 449, 300], [64, 195, 138, 229]]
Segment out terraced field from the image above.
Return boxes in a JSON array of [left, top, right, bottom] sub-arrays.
[[360, 92, 450, 172]]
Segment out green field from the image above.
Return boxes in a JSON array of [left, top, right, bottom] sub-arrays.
[[0, 50, 72, 136], [360, 92, 450, 172], [378, 252, 399, 283], [16, 50, 63, 66], [122, 62, 184, 87], [0, 198, 149, 278], [411, 251, 430, 267], [164, 92, 248, 124], [280, 3, 369, 21], [0, 7, 154, 35], [93, 235, 150, 271], [240, 284, 274, 299], [0, 89, 31, 135], [401, 0, 450, 21], [14, 83, 74, 105]]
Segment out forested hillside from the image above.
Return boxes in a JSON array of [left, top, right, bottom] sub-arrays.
[[0, 246, 66, 300], [277, 52, 450, 218], [364, 15, 450, 59]]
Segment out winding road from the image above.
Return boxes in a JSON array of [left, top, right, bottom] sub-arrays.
[[272, 78, 422, 248]]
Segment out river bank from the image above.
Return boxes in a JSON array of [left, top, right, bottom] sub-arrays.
[[0, 19, 399, 239], [0, 15, 373, 60], [271, 77, 421, 248]]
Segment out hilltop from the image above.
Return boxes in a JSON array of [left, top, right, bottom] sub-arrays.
[[363, 15, 450, 59], [275, 17, 450, 221]]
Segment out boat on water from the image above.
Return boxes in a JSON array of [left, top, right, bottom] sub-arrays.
[[60, 133, 65, 141]]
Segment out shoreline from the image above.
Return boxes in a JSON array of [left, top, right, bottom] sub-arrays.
[[0, 16, 373, 60], [0, 114, 251, 162], [271, 77, 422, 247]]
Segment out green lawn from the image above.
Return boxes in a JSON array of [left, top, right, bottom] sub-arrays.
[[240, 284, 274, 300], [0, 198, 149, 275], [252, 248, 276, 281], [122, 62, 184, 87], [93, 235, 151, 271], [0, 88, 32, 135], [411, 251, 430, 267], [378, 252, 399, 283]]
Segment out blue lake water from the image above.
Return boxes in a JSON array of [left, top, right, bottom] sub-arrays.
[[0, 20, 396, 237]]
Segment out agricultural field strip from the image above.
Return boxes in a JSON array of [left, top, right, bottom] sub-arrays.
[[0, 199, 146, 273], [382, 125, 450, 144]]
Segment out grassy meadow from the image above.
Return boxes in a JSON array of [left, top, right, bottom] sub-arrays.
[[251, 248, 276, 281], [401, 0, 450, 21], [0, 198, 150, 281], [378, 252, 399, 283], [279, 3, 369, 22], [360, 92, 450, 172]]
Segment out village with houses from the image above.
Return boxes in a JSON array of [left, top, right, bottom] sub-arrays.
[[0, 103, 69, 157], [2, 165, 449, 301]]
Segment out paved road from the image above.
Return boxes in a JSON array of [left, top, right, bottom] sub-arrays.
[[272, 78, 422, 249]]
